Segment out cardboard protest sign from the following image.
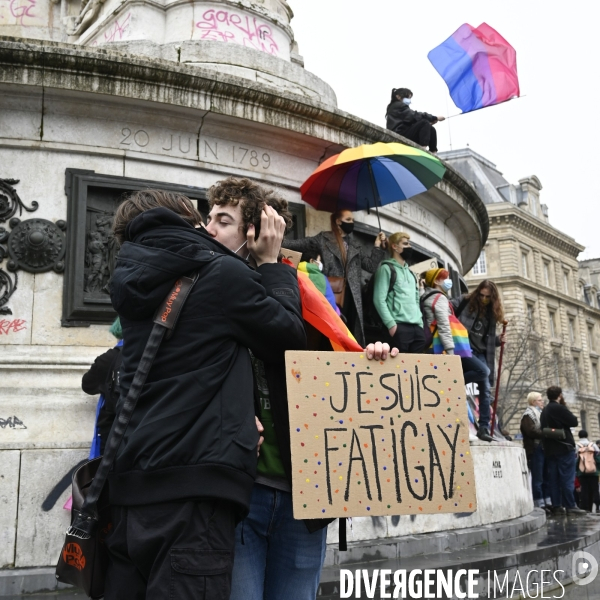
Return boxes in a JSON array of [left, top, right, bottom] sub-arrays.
[[409, 258, 440, 276], [285, 351, 477, 519], [280, 247, 303, 268]]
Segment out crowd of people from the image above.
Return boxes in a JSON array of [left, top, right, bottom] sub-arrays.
[[78, 175, 517, 599], [521, 387, 599, 516]]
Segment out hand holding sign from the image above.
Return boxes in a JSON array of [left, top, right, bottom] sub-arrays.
[[285, 352, 477, 519]]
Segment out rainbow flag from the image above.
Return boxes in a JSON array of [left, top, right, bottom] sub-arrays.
[[428, 23, 519, 114], [297, 261, 340, 315], [431, 315, 472, 358], [295, 269, 362, 353]]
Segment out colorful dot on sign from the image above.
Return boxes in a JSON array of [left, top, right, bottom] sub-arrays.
[[370, 384, 374, 388], [296, 428, 300, 432], [322, 509, 325, 513], [339, 420, 344, 424], [296, 405, 299, 409], [387, 478, 391, 482], [325, 383, 330, 387], [344, 507, 347, 512], [326, 362, 330, 365], [339, 462, 342, 466], [339, 476, 343, 480], [313, 376, 317, 380], [469, 503, 473, 508], [415, 479, 419, 483], [447, 408, 451, 412], [303, 504, 307, 508], [315, 435, 319, 439], [434, 366, 438, 370], [419, 507, 423, 512], [306, 478, 310, 482], [318, 461, 321, 465], [358, 481, 361, 485], [330, 416, 334, 420], [301, 442, 304, 446], [313, 413, 317, 417], [461, 472, 464, 476], [304, 424, 309, 429], [304, 459, 308, 463], [363, 443, 369, 448], [466, 452, 470, 455], [343, 444, 347, 447], [351, 364, 355, 367], [315, 485, 318, 488], [387, 505, 391, 509], [383, 466, 387, 470], [367, 507, 371, 511], [360, 354, 364, 359]]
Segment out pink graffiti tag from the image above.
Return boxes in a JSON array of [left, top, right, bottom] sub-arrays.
[[0, 319, 27, 334], [1, 0, 37, 25], [103, 12, 131, 43], [196, 9, 279, 56]]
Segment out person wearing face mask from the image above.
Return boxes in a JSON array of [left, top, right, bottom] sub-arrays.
[[421, 269, 493, 442], [373, 231, 424, 352], [284, 209, 387, 346], [298, 249, 340, 315], [451, 280, 507, 441], [385, 87, 445, 153]]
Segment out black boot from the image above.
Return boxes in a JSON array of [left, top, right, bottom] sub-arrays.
[[477, 427, 493, 442]]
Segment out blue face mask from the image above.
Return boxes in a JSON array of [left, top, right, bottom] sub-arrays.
[[402, 98, 412, 106], [441, 279, 453, 291]]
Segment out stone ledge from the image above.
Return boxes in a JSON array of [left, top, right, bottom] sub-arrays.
[[0, 37, 488, 255], [324, 509, 546, 568]]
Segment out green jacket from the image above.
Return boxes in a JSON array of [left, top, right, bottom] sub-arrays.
[[373, 259, 422, 329]]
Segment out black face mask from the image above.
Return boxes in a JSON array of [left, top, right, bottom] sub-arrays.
[[400, 247, 414, 260], [339, 221, 354, 235]]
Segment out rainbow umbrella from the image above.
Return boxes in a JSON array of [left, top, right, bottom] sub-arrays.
[[300, 142, 446, 229]]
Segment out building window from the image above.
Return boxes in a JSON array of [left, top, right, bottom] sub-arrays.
[[580, 409, 587, 431], [549, 311, 557, 337], [472, 250, 487, 276], [589, 325, 595, 352], [543, 261, 551, 287], [522, 252, 529, 279], [593, 363, 599, 395], [569, 317, 577, 344], [573, 357, 580, 390], [563, 270, 570, 294], [553, 353, 561, 385], [526, 303, 535, 327]]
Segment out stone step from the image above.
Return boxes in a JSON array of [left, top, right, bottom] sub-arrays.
[[317, 514, 600, 599], [324, 508, 547, 568]]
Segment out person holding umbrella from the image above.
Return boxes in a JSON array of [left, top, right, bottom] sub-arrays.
[[284, 210, 387, 347]]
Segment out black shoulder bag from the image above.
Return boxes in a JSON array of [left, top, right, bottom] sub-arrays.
[[55, 274, 198, 599]]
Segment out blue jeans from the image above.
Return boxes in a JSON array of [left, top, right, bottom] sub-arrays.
[[530, 443, 545, 505], [230, 483, 328, 600], [461, 351, 491, 429], [546, 451, 577, 509]]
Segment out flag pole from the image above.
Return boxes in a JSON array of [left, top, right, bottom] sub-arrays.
[[490, 320, 508, 438], [445, 95, 526, 120]]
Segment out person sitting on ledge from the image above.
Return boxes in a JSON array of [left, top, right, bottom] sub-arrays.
[[386, 87, 445, 154]]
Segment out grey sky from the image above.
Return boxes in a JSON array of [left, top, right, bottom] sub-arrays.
[[292, 0, 599, 259]]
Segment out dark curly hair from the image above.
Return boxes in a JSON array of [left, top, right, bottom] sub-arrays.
[[207, 177, 293, 237]]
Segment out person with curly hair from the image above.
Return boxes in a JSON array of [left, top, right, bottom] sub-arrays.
[[205, 177, 398, 600]]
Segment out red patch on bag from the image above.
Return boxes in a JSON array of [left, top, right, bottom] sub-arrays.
[[62, 542, 86, 571]]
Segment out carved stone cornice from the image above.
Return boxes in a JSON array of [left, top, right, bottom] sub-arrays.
[[0, 38, 489, 251], [488, 205, 583, 259]]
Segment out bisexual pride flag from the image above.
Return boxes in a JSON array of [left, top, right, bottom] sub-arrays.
[[428, 23, 519, 114]]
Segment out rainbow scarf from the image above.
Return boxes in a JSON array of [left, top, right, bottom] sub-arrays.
[[292, 265, 362, 353]]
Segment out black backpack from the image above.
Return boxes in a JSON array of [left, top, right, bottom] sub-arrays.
[[362, 264, 397, 344]]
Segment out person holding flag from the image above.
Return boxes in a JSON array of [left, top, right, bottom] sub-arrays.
[[386, 87, 445, 154]]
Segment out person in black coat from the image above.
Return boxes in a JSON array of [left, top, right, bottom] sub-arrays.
[[386, 87, 445, 153], [204, 178, 398, 600], [105, 188, 307, 600], [81, 317, 123, 455], [540, 386, 586, 516]]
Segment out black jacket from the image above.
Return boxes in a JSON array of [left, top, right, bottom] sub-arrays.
[[386, 100, 437, 135], [108, 208, 306, 517], [540, 400, 578, 456], [81, 346, 122, 452]]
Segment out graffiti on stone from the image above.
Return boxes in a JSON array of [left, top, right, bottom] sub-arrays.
[[0, 318, 26, 333], [0, 415, 27, 428], [196, 8, 280, 55]]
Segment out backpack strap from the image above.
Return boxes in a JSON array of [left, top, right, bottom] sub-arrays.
[[69, 273, 199, 538], [455, 296, 469, 318]]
